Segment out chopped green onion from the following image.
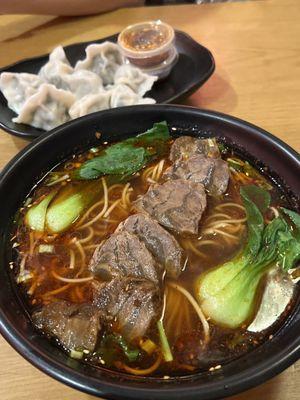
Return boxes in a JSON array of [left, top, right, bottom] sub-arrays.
[[157, 320, 173, 362], [227, 157, 244, 166], [227, 158, 244, 172], [16, 271, 33, 284], [89, 147, 100, 153], [38, 244, 54, 253], [70, 349, 83, 359], [24, 197, 32, 207], [139, 338, 157, 355], [46, 174, 69, 187], [217, 142, 228, 154], [207, 138, 216, 147]]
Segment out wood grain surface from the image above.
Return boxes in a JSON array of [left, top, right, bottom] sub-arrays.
[[0, 0, 299, 399]]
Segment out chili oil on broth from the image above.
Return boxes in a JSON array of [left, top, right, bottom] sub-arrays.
[[10, 140, 293, 377]]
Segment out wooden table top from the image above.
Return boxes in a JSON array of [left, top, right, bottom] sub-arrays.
[[0, 0, 299, 399]]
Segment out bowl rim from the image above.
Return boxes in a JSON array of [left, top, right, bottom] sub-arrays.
[[0, 104, 299, 400]]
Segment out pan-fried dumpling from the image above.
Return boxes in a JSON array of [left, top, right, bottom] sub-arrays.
[[75, 42, 123, 86], [39, 46, 73, 89], [13, 83, 75, 130], [69, 91, 111, 119], [114, 65, 157, 97], [0, 72, 44, 114], [59, 70, 103, 99], [110, 84, 156, 108]]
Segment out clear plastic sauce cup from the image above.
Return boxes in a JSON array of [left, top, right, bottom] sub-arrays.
[[118, 21, 178, 79]]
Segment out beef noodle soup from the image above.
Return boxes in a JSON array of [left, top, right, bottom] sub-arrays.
[[11, 122, 299, 378]]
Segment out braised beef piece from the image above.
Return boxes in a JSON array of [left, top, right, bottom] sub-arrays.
[[118, 213, 185, 278], [206, 158, 230, 196], [33, 301, 101, 352], [169, 136, 220, 162], [164, 154, 229, 196], [134, 179, 207, 235], [89, 230, 159, 284], [93, 277, 160, 341], [164, 154, 215, 187]]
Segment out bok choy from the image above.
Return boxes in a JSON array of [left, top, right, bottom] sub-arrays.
[[25, 191, 57, 232], [25, 181, 102, 234], [196, 185, 300, 329], [45, 181, 102, 233]]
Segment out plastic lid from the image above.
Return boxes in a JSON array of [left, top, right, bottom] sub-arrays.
[[118, 20, 175, 59]]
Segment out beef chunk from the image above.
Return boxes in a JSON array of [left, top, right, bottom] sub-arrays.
[[164, 154, 229, 196], [89, 230, 159, 284], [206, 158, 230, 196], [93, 277, 160, 341], [164, 154, 215, 187], [33, 301, 101, 352], [169, 136, 220, 162], [118, 213, 185, 278], [134, 179, 207, 235]]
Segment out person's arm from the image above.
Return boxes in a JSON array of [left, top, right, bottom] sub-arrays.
[[0, 0, 144, 16]]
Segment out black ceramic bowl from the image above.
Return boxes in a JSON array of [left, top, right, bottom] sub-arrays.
[[0, 105, 299, 400]]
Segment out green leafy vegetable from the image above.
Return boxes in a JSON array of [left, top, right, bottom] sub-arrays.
[[277, 207, 300, 270], [77, 144, 147, 179], [241, 184, 271, 214], [25, 191, 57, 232], [113, 335, 140, 362], [277, 228, 300, 271], [75, 121, 170, 180], [196, 185, 300, 329], [281, 207, 300, 235], [45, 181, 102, 233], [240, 185, 267, 260], [157, 320, 173, 362], [97, 334, 140, 366], [125, 120, 170, 147]]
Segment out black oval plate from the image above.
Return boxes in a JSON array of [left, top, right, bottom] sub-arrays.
[[0, 30, 215, 139]]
